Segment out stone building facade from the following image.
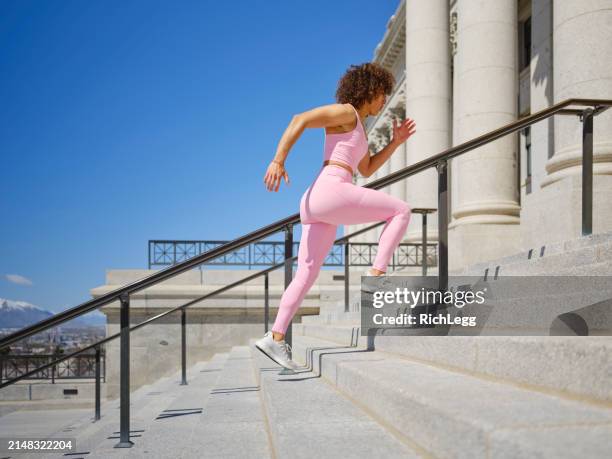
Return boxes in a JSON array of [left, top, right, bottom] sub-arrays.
[[347, 0, 612, 271]]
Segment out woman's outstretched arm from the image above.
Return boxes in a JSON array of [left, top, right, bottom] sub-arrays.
[[272, 103, 356, 164]]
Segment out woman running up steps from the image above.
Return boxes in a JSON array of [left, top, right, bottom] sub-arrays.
[[255, 62, 416, 370]]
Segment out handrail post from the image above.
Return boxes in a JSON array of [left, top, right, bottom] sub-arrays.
[[0, 355, 6, 384], [436, 161, 449, 291], [264, 273, 269, 332], [422, 212, 428, 276], [180, 308, 187, 385], [284, 224, 294, 353], [581, 108, 594, 236], [344, 242, 350, 313], [94, 346, 101, 421], [115, 293, 133, 448]]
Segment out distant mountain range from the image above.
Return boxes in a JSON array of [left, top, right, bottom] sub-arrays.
[[0, 298, 106, 329]]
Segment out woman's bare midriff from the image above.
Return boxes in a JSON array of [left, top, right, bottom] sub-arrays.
[[323, 160, 353, 175]]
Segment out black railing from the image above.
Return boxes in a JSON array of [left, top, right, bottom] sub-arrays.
[[0, 97, 609, 449], [0, 352, 105, 384], [148, 239, 436, 269]]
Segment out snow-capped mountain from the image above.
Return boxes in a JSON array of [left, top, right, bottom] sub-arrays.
[[0, 298, 53, 328], [0, 298, 106, 328]]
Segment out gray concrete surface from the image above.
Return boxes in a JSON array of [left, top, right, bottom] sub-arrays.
[[250, 341, 424, 459], [289, 333, 612, 459]]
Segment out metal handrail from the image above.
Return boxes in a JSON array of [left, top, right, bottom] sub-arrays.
[[366, 98, 610, 190], [0, 212, 296, 350], [0, 97, 609, 351], [0, 221, 384, 389]]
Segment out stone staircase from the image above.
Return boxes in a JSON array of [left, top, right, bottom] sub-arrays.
[[3, 334, 608, 458], [250, 343, 423, 458], [449, 229, 612, 277], [4, 345, 427, 458], [285, 331, 612, 459], [287, 230, 612, 457], [2, 231, 611, 458]]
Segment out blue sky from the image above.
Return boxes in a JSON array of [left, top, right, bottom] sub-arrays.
[[0, 0, 399, 315]]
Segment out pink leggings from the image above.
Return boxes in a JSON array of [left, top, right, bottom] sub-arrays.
[[271, 165, 412, 334]]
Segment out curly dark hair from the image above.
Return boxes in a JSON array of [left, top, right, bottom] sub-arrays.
[[335, 62, 395, 109]]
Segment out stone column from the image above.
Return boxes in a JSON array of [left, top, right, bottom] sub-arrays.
[[537, 0, 612, 241], [448, 0, 521, 269], [404, 0, 452, 250], [519, 0, 555, 249]]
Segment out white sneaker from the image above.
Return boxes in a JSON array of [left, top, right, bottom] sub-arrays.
[[254, 331, 299, 371], [361, 269, 394, 293]]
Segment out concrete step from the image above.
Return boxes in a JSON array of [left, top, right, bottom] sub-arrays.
[[249, 339, 425, 458], [459, 292, 612, 334], [290, 333, 612, 459], [294, 323, 359, 344], [85, 354, 232, 458], [453, 233, 601, 275], [36, 356, 226, 459], [310, 257, 612, 328], [455, 231, 612, 277], [500, 242, 612, 276], [293, 322, 612, 404], [302, 266, 612, 334], [0, 398, 97, 418], [0, 379, 109, 403], [85, 346, 271, 459], [0, 365, 171, 418], [301, 299, 606, 331], [301, 310, 361, 326], [545, 259, 612, 276], [178, 345, 272, 459]]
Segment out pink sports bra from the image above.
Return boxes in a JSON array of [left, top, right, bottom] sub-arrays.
[[323, 104, 368, 172]]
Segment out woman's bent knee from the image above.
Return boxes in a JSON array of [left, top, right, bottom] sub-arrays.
[[397, 202, 411, 220]]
